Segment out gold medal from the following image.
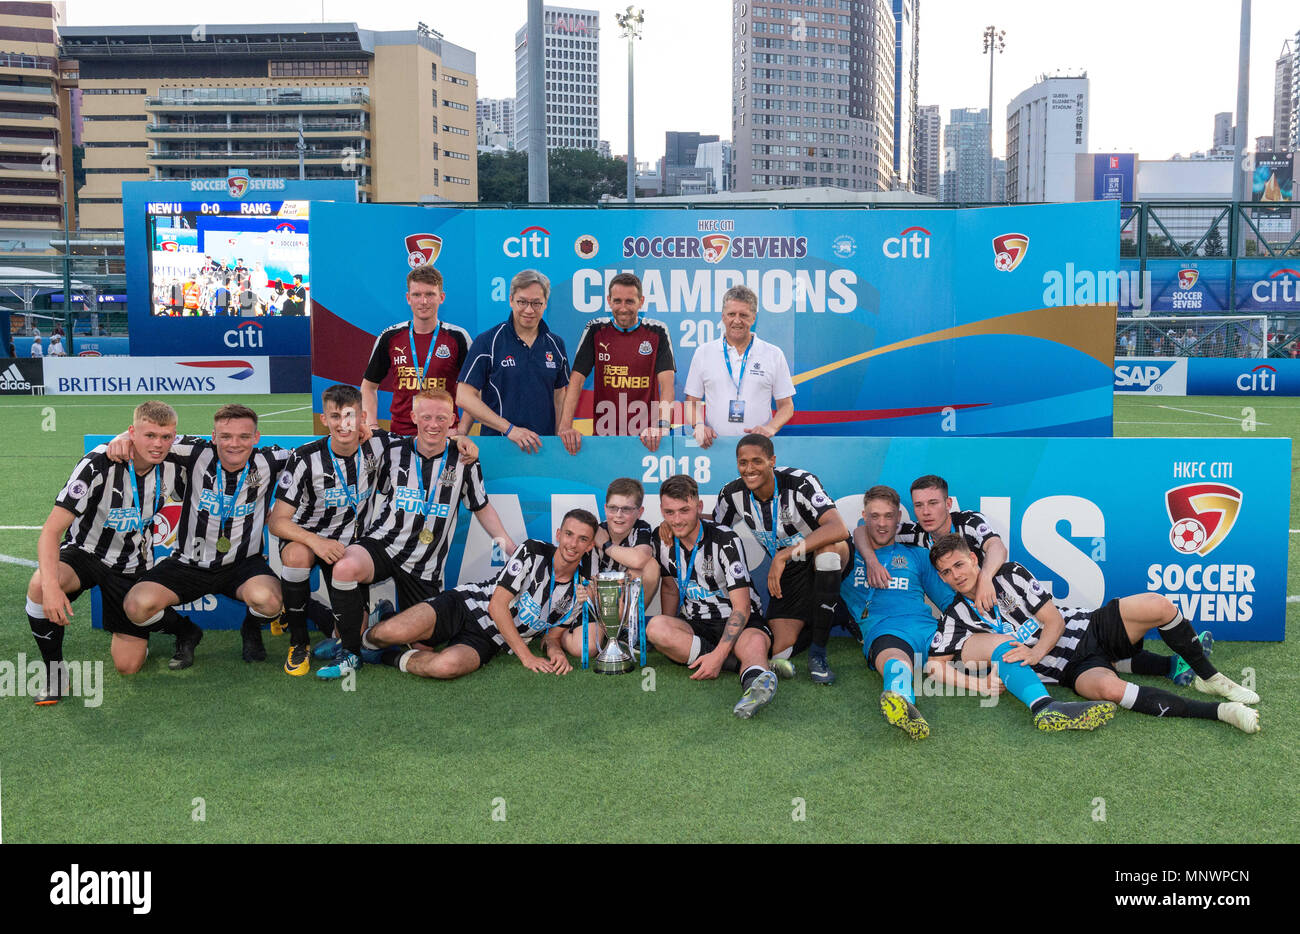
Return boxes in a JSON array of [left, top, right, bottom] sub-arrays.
[[418, 529, 434, 546], [216, 536, 232, 553]]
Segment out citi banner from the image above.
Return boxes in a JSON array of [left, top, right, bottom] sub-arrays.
[[90, 434, 1289, 641], [46, 356, 270, 395], [309, 201, 1120, 437], [1114, 357, 1300, 395]]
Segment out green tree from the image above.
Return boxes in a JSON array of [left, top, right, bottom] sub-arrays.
[[1204, 225, 1225, 256], [477, 148, 627, 203]]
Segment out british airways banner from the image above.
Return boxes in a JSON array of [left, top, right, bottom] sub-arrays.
[[90, 434, 1290, 641], [309, 201, 1120, 437], [45, 356, 270, 395]]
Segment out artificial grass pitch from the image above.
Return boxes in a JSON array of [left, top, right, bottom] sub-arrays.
[[0, 393, 1295, 843]]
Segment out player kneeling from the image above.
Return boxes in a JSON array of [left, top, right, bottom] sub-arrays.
[[646, 475, 779, 720], [363, 510, 600, 679], [928, 535, 1259, 733]]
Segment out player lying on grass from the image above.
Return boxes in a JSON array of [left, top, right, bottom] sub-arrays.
[[713, 434, 850, 684], [26, 401, 200, 702], [928, 535, 1260, 734], [643, 474, 780, 720], [120, 403, 290, 666], [857, 473, 1008, 613], [315, 388, 509, 681], [361, 510, 600, 680]]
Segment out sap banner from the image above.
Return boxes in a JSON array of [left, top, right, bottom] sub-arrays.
[[310, 201, 1120, 437], [1115, 358, 1300, 395], [46, 356, 270, 395], [90, 435, 1290, 641]]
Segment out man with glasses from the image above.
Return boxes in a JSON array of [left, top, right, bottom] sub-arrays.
[[457, 269, 571, 454]]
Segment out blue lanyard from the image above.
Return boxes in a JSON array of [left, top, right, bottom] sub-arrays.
[[674, 534, 702, 595], [326, 443, 361, 513], [128, 464, 161, 528], [217, 462, 250, 520], [723, 337, 753, 398], [547, 565, 585, 629], [972, 602, 1009, 634], [409, 321, 442, 385], [610, 319, 636, 334], [412, 440, 448, 517], [747, 488, 774, 534]]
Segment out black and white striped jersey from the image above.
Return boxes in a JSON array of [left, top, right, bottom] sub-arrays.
[[361, 438, 488, 588], [595, 519, 654, 574], [930, 561, 1093, 684], [54, 446, 186, 576], [166, 438, 291, 569], [653, 519, 761, 623], [276, 433, 392, 545], [463, 539, 596, 648], [897, 509, 1000, 558], [713, 467, 838, 557]]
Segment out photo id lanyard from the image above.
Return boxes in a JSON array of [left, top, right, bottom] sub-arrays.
[[724, 337, 752, 422], [409, 320, 442, 385], [412, 439, 448, 542]]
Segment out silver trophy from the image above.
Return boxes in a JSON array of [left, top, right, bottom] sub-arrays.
[[590, 571, 642, 675]]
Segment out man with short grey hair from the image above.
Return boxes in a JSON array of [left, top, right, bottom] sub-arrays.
[[457, 268, 571, 454], [684, 284, 795, 449]]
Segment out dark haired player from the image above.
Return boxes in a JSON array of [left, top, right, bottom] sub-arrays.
[[323, 389, 513, 679], [26, 401, 199, 702], [123, 404, 290, 665], [646, 474, 779, 719], [362, 265, 471, 436], [714, 434, 849, 684], [928, 535, 1260, 733], [558, 272, 676, 454], [858, 474, 1008, 613], [364, 510, 600, 681]]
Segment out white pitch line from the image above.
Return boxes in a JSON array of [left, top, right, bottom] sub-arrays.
[[1115, 420, 1231, 426], [0, 525, 40, 530], [1289, 596, 1300, 604], [0, 553, 37, 568], [1155, 404, 1269, 425], [256, 405, 311, 418]]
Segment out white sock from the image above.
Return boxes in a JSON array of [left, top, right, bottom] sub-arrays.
[[280, 566, 310, 583], [772, 645, 793, 661], [397, 649, 417, 674], [1113, 659, 1133, 673], [144, 610, 164, 626], [1119, 682, 1140, 710], [686, 635, 703, 665], [26, 597, 47, 618], [250, 608, 276, 620]]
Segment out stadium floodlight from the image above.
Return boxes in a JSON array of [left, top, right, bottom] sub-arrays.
[[616, 6, 645, 204], [982, 26, 1006, 202]]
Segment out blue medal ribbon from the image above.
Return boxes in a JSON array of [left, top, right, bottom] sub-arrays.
[[326, 443, 362, 515], [411, 439, 448, 518], [546, 564, 586, 630], [409, 321, 443, 386], [746, 487, 780, 555], [217, 462, 250, 520], [674, 533, 702, 599]]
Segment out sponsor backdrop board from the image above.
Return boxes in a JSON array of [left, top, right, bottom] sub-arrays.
[[123, 177, 357, 358], [0, 357, 43, 394], [1114, 358, 1300, 395], [310, 201, 1120, 437], [45, 356, 270, 395], [89, 435, 1290, 641]]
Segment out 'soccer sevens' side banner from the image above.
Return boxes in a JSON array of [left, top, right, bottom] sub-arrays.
[[309, 201, 1120, 437], [89, 435, 1290, 641]]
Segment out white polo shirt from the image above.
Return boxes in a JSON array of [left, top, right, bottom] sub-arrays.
[[684, 334, 795, 436]]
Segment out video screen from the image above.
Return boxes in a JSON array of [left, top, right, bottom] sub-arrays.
[[146, 200, 311, 317]]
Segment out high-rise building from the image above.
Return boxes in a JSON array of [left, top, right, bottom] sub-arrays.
[[1, 1, 78, 248], [731, 0, 896, 192], [891, 0, 919, 190], [1213, 111, 1233, 149], [477, 97, 515, 147], [942, 107, 989, 203], [1276, 38, 1294, 151], [514, 5, 599, 152], [1005, 74, 1089, 203], [695, 139, 732, 193], [915, 103, 940, 198], [62, 22, 477, 231], [662, 131, 718, 196], [993, 156, 1006, 202]]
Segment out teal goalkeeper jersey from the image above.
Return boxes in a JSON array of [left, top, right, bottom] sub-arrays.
[[840, 541, 955, 644]]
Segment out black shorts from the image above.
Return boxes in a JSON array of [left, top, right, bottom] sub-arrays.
[[689, 612, 773, 658], [422, 590, 500, 666], [865, 634, 916, 672], [139, 553, 275, 608], [357, 539, 439, 611], [766, 555, 854, 653], [59, 546, 162, 638], [1056, 599, 1139, 690], [277, 540, 340, 589]]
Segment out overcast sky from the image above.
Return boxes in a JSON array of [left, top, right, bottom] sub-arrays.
[[67, 0, 1300, 162]]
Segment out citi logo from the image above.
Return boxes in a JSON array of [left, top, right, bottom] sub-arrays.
[[0, 363, 31, 391], [503, 225, 550, 258], [223, 320, 263, 348], [882, 226, 931, 259], [50, 864, 152, 914], [1237, 363, 1276, 392]]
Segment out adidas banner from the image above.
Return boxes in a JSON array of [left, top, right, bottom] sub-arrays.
[[0, 357, 43, 395]]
